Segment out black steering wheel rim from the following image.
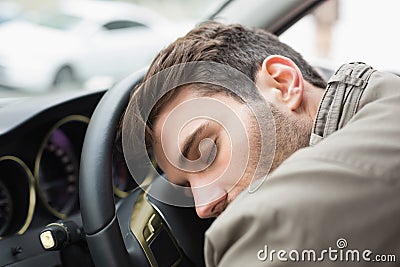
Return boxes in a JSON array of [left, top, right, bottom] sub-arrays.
[[79, 68, 214, 267], [79, 69, 146, 267]]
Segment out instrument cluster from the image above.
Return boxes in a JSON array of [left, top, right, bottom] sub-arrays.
[[0, 99, 137, 239]]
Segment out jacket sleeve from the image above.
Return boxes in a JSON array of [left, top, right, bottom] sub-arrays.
[[204, 156, 400, 267]]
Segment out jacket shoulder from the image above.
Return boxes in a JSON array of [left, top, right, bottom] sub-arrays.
[[205, 157, 400, 266]]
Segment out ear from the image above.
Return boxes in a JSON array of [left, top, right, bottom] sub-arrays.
[[258, 55, 304, 111]]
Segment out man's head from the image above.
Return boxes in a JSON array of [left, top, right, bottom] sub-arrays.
[[123, 21, 326, 218]]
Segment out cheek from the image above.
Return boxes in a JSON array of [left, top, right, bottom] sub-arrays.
[[207, 130, 231, 183], [205, 130, 247, 190], [219, 127, 252, 185]]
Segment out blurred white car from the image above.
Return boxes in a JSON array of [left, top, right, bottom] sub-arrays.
[[0, 1, 21, 24], [0, 1, 183, 92]]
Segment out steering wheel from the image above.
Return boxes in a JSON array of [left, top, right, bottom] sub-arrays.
[[79, 69, 213, 267]]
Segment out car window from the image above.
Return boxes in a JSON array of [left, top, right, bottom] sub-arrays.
[[0, 0, 226, 97], [280, 0, 400, 75], [25, 11, 82, 31], [103, 20, 148, 31]]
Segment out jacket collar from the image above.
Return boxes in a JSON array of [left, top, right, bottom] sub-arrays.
[[310, 62, 375, 146]]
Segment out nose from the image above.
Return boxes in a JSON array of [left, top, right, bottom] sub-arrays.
[[194, 193, 228, 218], [188, 174, 228, 218]]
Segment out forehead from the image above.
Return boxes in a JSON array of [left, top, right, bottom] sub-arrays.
[[152, 87, 196, 138], [151, 87, 206, 172], [152, 86, 243, 140], [159, 86, 197, 116]]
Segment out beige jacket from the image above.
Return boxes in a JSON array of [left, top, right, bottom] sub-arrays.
[[204, 63, 400, 266]]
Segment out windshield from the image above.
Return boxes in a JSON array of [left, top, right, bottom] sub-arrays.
[[0, 0, 225, 98]]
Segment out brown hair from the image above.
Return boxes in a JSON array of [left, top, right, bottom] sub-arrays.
[[120, 21, 326, 162]]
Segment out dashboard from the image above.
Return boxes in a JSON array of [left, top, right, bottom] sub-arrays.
[[0, 88, 137, 266]]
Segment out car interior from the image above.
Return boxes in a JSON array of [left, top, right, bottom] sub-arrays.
[[3, 0, 372, 266]]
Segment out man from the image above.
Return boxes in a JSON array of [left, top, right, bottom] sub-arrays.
[[122, 21, 400, 266]]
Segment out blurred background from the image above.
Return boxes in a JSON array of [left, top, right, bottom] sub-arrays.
[[0, 0, 221, 97], [2, 0, 217, 22], [281, 0, 400, 78], [0, 0, 399, 97]]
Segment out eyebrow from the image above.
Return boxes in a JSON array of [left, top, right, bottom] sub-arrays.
[[179, 121, 209, 165]]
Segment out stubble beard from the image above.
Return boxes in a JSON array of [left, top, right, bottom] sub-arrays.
[[220, 103, 313, 212], [268, 104, 313, 173]]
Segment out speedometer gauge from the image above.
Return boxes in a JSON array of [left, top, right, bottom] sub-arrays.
[[35, 115, 141, 218], [35, 115, 89, 219], [0, 180, 12, 236], [39, 129, 80, 216]]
